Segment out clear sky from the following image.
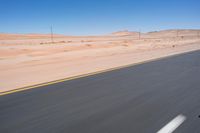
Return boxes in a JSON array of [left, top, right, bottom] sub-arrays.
[[0, 0, 199, 35]]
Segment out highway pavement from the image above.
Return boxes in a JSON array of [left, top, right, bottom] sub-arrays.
[[0, 50, 200, 133]]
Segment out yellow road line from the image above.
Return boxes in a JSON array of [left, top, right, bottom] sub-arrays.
[[0, 50, 199, 96]]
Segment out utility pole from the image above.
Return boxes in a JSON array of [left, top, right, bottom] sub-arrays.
[[138, 29, 141, 40], [50, 26, 54, 43]]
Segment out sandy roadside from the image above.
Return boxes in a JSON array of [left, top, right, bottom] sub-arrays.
[[0, 41, 200, 93], [1, 30, 200, 93]]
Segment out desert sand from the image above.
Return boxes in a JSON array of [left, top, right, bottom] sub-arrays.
[[0, 29, 200, 93]]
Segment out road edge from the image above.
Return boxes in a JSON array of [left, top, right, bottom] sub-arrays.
[[0, 49, 200, 96]]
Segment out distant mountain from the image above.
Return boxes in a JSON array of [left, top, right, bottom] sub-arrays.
[[112, 29, 200, 38], [111, 30, 139, 36], [146, 29, 200, 37]]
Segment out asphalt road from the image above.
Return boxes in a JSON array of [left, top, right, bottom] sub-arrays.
[[1, 50, 200, 133]]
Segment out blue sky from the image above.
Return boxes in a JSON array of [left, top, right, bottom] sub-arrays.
[[0, 0, 199, 35]]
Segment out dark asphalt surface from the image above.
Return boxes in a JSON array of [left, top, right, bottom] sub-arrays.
[[1, 50, 200, 133]]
